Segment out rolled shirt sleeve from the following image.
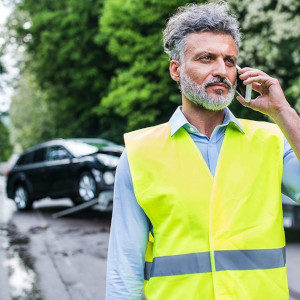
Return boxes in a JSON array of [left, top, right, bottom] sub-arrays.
[[282, 137, 300, 204], [106, 150, 149, 300]]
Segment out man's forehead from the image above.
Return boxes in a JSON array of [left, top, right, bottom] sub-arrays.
[[185, 31, 238, 55]]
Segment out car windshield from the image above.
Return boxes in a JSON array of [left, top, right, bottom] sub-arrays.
[[77, 138, 117, 148], [64, 140, 99, 157]]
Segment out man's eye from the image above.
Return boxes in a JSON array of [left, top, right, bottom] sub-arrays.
[[199, 56, 211, 61], [226, 59, 235, 65]]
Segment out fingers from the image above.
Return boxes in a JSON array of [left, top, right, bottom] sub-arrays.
[[236, 95, 252, 107], [237, 67, 267, 77], [236, 67, 288, 116], [243, 75, 275, 87], [251, 82, 263, 94], [237, 67, 277, 90], [238, 68, 268, 82]]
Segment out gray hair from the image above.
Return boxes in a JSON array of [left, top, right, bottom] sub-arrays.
[[163, 1, 240, 62]]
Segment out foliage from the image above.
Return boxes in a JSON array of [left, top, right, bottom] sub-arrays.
[[97, 0, 203, 135], [0, 60, 4, 74], [228, 0, 300, 119], [5, 0, 116, 139], [9, 71, 56, 150], [0, 119, 12, 161], [288, 77, 300, 113], [99, 0, 300, 130], [2, 0, 300, 146]]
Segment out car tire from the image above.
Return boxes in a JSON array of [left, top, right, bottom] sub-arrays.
[[13, 184, 33, 211], [72, 171, 97, 204]]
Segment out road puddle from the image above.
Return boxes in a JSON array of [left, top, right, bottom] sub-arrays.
[[4, 249, 41, 299], [1, 223, 42, 300]]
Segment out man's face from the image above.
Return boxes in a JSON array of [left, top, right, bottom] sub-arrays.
[[176, 32, 238, 110]]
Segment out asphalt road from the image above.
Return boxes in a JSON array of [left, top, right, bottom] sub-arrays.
[[0, 176, 111, 300], [0, 176, 300, 300]]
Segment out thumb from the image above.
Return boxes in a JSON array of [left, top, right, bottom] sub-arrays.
[[236, 95, 251, 107]]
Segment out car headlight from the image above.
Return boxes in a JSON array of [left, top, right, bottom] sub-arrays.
[[97, 154, 119, 168], [103, 171, 115, 185]]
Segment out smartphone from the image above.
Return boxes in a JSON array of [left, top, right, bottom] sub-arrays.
[[236, 65, 252, 103]]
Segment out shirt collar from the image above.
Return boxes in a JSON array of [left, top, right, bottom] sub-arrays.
[[169, 106, 245, 137]]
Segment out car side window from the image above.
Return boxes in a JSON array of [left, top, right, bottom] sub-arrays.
[[33, 148, 47, 163], [16, 152, 34, 166], [47, 146, 70, 161]]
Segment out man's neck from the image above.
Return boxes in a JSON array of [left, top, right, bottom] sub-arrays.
[[181, 100, 226, 139]]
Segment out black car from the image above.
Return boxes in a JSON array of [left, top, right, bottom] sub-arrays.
[[6, 138, 124, 211], [282, 194, 300, 230]]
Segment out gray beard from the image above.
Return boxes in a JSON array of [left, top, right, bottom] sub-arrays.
[[180, 67, 237, 111]]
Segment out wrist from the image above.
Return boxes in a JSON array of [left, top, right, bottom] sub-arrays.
[[270, 104, 296, 124]]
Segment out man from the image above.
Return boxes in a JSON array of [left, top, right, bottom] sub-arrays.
[[106, 1, 300, 299]]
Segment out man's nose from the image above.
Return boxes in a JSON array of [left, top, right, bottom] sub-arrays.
[[211, 60, 227, 78]]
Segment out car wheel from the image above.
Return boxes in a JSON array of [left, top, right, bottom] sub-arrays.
[[73, 172, 97, 204], [13, 184, 33, 211]]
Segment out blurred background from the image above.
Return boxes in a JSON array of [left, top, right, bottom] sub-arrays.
[[0, 0, 300, 156], [0, 0, 300, 299]]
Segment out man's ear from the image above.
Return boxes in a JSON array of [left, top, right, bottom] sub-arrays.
[[169, 60, 181, 82]]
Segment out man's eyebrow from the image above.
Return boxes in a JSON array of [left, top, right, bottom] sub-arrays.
[[194, 51, 213, 56], [191, 51, 215, 59], [191, 51, 237, 62]]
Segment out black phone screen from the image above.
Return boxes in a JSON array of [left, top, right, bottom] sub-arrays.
[[236, 68, 246, 98]]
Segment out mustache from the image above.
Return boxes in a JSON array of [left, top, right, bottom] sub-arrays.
[[204, 77, 233, 89]]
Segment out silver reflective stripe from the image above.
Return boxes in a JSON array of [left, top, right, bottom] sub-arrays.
[[144, 247, 285, 280], [144, 262, 152, 281], [145, 252, 211, 279], [215, 247, 286, 271]]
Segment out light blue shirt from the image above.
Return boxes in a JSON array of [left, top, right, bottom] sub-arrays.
[[106, 107, 300, 300]]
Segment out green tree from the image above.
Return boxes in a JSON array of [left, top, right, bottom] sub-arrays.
[[10, 71, 56, 150], [0, 47, 6, 92], [97, 0, 202, 136], [228, 0, 300, 119], [0, 60, 4, 75], [4, 0, 300, 146], [0, 119, 12, 161], [100, 0, 300, 134], [5, 0, 116, 139]]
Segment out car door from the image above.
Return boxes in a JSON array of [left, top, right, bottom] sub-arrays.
[[25, 148, 48, 198], [44, 145, 73, 197]]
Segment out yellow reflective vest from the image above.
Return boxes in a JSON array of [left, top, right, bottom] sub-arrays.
[[124, 119, 289, 300]]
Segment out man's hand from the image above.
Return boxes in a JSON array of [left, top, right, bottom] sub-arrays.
[[237, 67, 300, 162], [236, 67, 290, 119]]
